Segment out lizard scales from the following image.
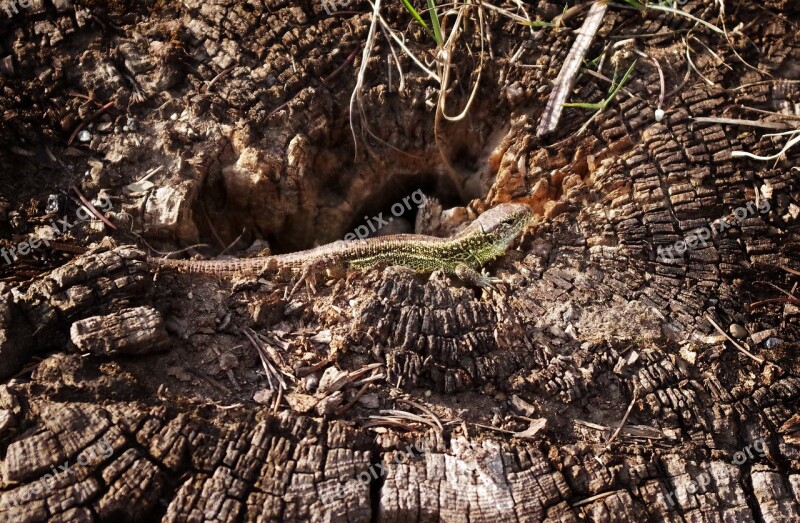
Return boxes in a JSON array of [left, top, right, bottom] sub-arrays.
[[147, 203, 532, 281]]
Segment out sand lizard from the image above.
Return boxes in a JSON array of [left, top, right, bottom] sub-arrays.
[[147, 203, 532, 289]]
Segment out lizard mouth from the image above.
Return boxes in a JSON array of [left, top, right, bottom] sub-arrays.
[[497, 212, 533, 250]]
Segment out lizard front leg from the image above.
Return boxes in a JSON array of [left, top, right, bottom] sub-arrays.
[[454, 263, 502, 291]]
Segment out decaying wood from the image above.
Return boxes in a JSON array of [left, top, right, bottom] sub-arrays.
[[0, 0, 799, 522], [0, 246, 148, 378], [70, 306, 169, 356]]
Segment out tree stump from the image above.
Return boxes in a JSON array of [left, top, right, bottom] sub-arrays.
[[0, 1, 798, 521]]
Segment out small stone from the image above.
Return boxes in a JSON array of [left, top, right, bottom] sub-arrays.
[[78, 130, 91, 142], [317, 367, 350, 395], [45, 194, 63, 214], [784, 304, 800, 317], [505, 82, 525, 105], [765, 337, 783, 349], [729, 324, 747, 339], [253, 389, 274, 405], [679, 345, 697, 365], [357, 393, 380, 409], [655, 108, 665, 121], [751, 329, 776, 345], [509, 395, 537, 417], [285, 393, 318, 413], [315, 391, 343, 416], [303, 372, 320, 391], [513, 418, 547, 440], [218, 352, 237, 371]]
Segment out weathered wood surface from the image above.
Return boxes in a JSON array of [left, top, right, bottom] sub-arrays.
[[0, 0, 799, 521]]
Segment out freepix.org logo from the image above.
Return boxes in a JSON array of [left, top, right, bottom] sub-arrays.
[[343, 190, 426, 241], [2, 437, 114, 510], [1, 195, 113, 266], [320, 0, 352, 15], [657, 199, 770, 262], [2, 0, 33, 18]]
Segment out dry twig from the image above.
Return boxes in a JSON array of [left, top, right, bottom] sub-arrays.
[[67, 100, 115, 146], [536, 2, 608, 137]]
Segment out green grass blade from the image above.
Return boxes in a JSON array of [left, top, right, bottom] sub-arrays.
[[426, 0, 443, 46], [562, 102, 605, 109], [586, 53, 603, 68], [608, 64, 620, 95], [613, 60, 637, 93], [563, 60, 637, 111], [401, 0, 433, 35], [647, 4, 724, 33], [604, 60, 636, 105]]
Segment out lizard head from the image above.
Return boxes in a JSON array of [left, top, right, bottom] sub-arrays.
[[476, 203, 533, 252]]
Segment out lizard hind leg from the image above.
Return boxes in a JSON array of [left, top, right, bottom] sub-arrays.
[[454, 263, 502, 292], [285, 255, 343, 299], [258, 258, 284, 280], [286, 263, 317, 299]]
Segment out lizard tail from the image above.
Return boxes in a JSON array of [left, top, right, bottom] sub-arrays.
[[146, 256, 263, 276]]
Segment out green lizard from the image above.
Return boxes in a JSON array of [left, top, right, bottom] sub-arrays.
[[148, 203, 532, 290]]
